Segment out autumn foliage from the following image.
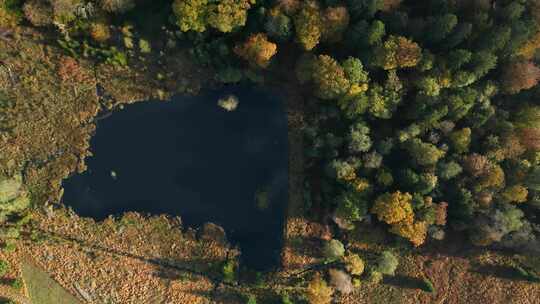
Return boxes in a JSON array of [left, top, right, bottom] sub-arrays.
[[501, 60, 540, 94], [375, 36, 422, 70], [234, 33, 277, 68]]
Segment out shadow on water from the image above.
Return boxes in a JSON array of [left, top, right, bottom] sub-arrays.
[[62, 86, 288, 271]]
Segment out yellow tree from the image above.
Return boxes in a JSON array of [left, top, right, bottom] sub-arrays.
[[294, 0, 322, 51], [234, 33, 277, 68], [517, 32, 540, 59], [172, 0, 251, 33], [371, 191, 414, 225], [172, 0, 208, 32], [501, 185, 528, 204], [306, 273, 334, 304], [390, 219, 428, 247]]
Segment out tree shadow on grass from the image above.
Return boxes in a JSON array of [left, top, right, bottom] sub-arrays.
[[471, 264, 526, 281], [383, 275, 425, 290]]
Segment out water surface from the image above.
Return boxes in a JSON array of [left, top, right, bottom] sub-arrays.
[[62, 86, 288, 270]]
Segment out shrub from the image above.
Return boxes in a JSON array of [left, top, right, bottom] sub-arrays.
[[368, 271, 383, 284], [245, 294, 257, 304], [421, 278, 435, 293], [375, 251, 399, 276], [281, 292, 294, 304], [0, 0, 23, 28], [23, 0, 53, 26], [222, 260, 236, 283], [323, 239, 345, 261], [0, 260, 9, 276], [89, 23, 111, 43], [10, 278, 22, 290]]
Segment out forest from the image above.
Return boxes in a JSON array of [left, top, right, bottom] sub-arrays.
[[1, 0, 540, 303]]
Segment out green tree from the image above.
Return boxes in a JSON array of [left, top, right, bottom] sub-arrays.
[[335, 190, 368, 222], [417, 77, 441, 97], [404, 139, 446, 166], [348, 121, 372, 153], [326, 159, 357, 182], [449, 127, 471, 154], [447, 49, 472, 70], [425, 14, 458, 44], [437, 161, 462, 180], [367, 20, 386, 45], [265, 7, 292, 41], [469, 51, 497, 79], [341, 57, 369, 84], [375, 251, 399, 276]]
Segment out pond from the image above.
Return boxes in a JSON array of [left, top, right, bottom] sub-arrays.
[[61, 86, 288, 270]]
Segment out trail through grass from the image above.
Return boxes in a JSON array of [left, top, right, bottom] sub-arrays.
[[21, 259, 81, 304]]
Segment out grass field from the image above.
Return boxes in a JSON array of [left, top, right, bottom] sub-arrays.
[[21, 259, 81, 304]]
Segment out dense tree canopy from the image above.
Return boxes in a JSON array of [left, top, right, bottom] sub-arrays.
[[172, 0, 252, 33]]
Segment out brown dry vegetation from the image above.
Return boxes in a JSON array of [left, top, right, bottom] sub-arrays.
[[1, 210, 239, 303]]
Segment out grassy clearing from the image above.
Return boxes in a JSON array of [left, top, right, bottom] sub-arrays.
[[21, 259, 81, 304]]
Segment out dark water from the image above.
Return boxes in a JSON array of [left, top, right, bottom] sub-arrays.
[[62, 86, 288, 270]]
